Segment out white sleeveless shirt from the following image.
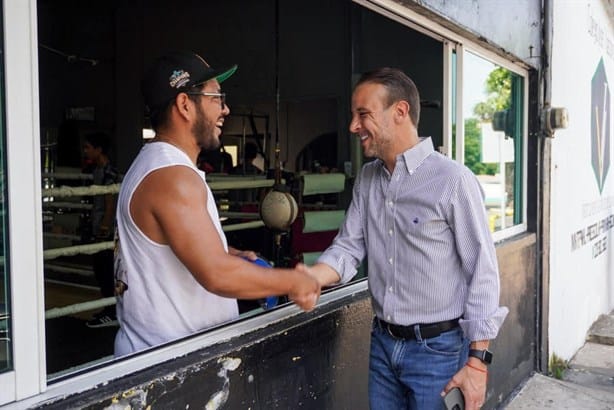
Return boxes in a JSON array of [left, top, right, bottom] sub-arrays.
[[114, 142, 238, 357]]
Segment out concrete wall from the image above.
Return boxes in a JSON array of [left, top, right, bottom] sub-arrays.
[[404, 0, 542, 69], [549, 0, 614, 360], [39, 291, 373, 409]]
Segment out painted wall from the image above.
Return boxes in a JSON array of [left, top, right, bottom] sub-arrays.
[[37, 292, 373, 410], [404, 0, 542, 69], [549, 0, 614, 360]]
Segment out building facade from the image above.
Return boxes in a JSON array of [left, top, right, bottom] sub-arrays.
[[0, 0, 611, 409]]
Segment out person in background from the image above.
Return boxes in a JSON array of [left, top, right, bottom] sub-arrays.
[[113, 51, 319, 356], [231, 141, 262, 175], [197, 145, 234, 174], [304, 67, 508, 410], [83, 132, 120, 328]]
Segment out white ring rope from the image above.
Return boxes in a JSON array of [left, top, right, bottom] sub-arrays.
[[222, 220, 265, 232], [43, 183, 121, 198], [44, 220, 266, 261], [43, 201, 93, 210], [45, 263, 93, 276], [42, 172, 93, 180], [219, 211, 261, 220], [44, 241, 113, 260], [208, 178, 275, 190], [45, 297, 116, 320], [44, 232, 82, 242], [42, 177, 274, 199], [43, 177, 272, 319]]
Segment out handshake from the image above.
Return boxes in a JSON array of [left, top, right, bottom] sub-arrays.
[[289, 262, 324, 311], [282, 261, 341, 312], [239, 251, 339, 312]]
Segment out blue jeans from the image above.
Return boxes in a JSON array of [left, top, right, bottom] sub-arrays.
[[369, 318, 469, 410]]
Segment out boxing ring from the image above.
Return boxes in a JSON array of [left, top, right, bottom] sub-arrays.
[[43, 175, 275, 321]]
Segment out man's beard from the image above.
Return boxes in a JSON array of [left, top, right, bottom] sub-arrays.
[[363, 125, 393, 160], [193, 104, 220, 151]]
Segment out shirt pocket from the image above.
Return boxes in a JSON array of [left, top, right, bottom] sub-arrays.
[[404, 213, 450, 241]]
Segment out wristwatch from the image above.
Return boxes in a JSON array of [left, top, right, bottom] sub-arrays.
[[468, 349, 493, 365]]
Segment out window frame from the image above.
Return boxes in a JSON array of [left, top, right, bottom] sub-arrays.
[[1, 0, 47, 405], [453, 44, 529, 242], [356, 0, 530, 242]]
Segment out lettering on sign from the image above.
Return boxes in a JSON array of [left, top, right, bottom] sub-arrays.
[[588, 4, 614, 61], [570, 213, 614, 258]]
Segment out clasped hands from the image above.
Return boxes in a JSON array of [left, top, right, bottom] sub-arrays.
[[230, 248, 321, 312], [291, 262, 321, 311]]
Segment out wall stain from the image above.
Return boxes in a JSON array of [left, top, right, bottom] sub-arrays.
[[104, 388, 148, 410], [205, 357, 242, 410]]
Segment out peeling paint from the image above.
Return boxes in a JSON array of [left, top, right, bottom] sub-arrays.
[[204, 357, 242, 410], [104, 388, 148, 410]]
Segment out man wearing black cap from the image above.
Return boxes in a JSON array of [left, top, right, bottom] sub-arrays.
[[113, 51, 320, 356]]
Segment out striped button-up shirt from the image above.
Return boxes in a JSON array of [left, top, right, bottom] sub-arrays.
[[318, 137, 508, 341]]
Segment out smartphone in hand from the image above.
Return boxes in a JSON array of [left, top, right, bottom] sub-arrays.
[[443, 387, 465, 410]]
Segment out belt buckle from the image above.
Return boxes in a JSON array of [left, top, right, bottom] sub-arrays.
[[386, 322, 406, 339], [386, 323, 398, 339]]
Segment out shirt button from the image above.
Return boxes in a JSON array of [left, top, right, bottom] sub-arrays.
[[409, 170, 414, 175], [389, 286, 393, 293], [388, 258, 393, 264], [388, 201, 393, 207], [387, 315, 391, 321]]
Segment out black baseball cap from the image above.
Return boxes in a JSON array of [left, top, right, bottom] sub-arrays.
[[142, 50, 237, 110]]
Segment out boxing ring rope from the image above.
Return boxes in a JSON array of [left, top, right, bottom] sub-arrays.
[[45, 263, 93, 276], [44, 232, 82, 242], [43, 202, 93, 210], [43, 183, 121, 198], [42, 172, 93, 180], [44, 241, 113, 260], [45, 296, 116, 320], [43, 176, 271, 320]]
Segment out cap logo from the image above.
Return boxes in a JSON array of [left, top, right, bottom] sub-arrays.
[[169, 69, 190, 89]]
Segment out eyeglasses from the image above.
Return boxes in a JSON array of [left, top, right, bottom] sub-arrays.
[[185, 91, 226, 109]]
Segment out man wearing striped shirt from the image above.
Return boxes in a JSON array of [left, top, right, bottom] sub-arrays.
[[307, 67, 508, 410]]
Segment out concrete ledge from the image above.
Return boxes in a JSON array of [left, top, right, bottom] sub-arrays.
[[564, 368, 614, 393], [568, 342, 614, 377], [504, 373, 614, 409], [587, 312, 614, 346]]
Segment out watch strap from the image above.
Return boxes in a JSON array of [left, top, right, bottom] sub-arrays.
[[468, 349, 493, 365]]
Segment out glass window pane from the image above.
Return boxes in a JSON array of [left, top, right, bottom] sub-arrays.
[[463, 52, 524, 232], [0, 7, 12, 372]]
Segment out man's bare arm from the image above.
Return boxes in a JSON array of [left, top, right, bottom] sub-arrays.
[[131, 166, 320, 309]]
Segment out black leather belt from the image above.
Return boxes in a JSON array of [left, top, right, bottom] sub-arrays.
[[376, 317, 460, 340]]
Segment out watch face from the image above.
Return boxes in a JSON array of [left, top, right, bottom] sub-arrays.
[[470, 349, 493, 364]]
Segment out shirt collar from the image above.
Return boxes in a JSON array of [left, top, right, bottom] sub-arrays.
[[398, 137, 434, 173]]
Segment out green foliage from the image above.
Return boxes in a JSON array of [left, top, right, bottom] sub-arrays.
[[473, 67, 512, 121], [454, 66, 514, 175], [549, 353, 568, 380], [463, 118, 498, 175]]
